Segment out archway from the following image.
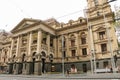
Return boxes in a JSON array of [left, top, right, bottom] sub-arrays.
[[8, 55, 15, 74], [41, 51, 46, 73], [19, 54, 26, 74], [31, 52, 36, 74]]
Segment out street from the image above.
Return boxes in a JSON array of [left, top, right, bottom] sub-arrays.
[[0, 73, 120, 80]]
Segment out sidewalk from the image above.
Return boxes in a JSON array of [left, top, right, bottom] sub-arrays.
[[0, 73, 120, 79]]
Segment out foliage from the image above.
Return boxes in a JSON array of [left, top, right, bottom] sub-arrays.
[[114, 5, 120, 28]]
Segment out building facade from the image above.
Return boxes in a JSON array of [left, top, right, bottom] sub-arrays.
[[0, 0, 120, 75]]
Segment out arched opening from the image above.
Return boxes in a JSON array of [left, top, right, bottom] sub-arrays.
[[19, 54, 26, 74], [82, 64, 87, 72], [9, 55, 15, 74], [31, 52, 36, 74], [41, 51, 46, 73], [22, 54, 26, 62]]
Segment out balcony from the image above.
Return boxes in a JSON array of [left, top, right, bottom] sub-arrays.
[[95, 37, 113, 43], [69, 45, 77, 50], [41, 44, 47, 51]]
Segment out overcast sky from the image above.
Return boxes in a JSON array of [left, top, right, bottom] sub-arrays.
[[0, 0, 119, 32]]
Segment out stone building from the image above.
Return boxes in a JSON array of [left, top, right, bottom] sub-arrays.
[[0, 0, 119, 75]]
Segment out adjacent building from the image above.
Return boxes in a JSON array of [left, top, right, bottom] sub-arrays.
[[0, 0, 119, 75]]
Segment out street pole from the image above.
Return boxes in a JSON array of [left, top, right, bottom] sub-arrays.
[[102, 0, 117, 73], [84, 9, 96, 74], [89, 24, 97, 74], [62, 35, 65, 76]]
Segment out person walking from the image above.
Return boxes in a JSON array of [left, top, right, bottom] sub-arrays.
[[66, 68, 70, 77]]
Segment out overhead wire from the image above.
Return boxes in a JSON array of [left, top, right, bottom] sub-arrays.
[[6, 0, 32, 18], [55, 9, 84, 19], [6, 0, 85, 21]]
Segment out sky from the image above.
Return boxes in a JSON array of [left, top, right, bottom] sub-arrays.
[[0, 0, 120, 32]]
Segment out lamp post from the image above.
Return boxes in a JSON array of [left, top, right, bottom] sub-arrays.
[[84, 9, 95, 74], [61, 35, 65, 76], [102, 0, 117, 73]]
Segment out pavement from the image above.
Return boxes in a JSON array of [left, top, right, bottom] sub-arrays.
[[0, 73, 120, 79]]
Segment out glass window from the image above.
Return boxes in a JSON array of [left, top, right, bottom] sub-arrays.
[[99, 31, 105, 39], [101, 43, 107, 52], [96, 62, 99, 68], [71, 40, 75, 46], [103, 61, 108, 68], [62, 51, 66, 58], [71, 50, 76, 57], [81, 38, 86, 44], [82, 48, 87, 55]]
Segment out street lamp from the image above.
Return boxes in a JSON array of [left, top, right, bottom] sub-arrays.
[[61, 35, 65, 76], [84, 9, 96, 74], [102, 0, 117, 73]]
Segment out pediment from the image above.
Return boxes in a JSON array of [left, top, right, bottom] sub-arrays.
[[11, 18, 39, 33], [94, 26, 106, 32]]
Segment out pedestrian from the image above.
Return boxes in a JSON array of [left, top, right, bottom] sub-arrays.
[[66, 69, 70, 77], [110, 67, 113, 73]]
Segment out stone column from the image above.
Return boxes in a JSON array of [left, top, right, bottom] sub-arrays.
[[34, 61, 42, 75], [37, 29, 42, 54], [26, 62, 31, 75], [16, 36, 20, 57], [1, 49, 4, 63], [47, 34, 50, 55], [10, 39, 14, 58], [22, 62, 27, 75], [66, 35, 69, 57], [53, 36, 57, 57], [28, 32, 32, 56], [14, 63, 20, 74], [34, 30, 42, 75], [57, 36, 60, 57], [76, 32, 80, 56], [26, 32, 33, 75]]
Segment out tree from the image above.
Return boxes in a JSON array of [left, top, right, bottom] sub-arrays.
[[114, 5, 120, 27], [114, 5, 120, 46]]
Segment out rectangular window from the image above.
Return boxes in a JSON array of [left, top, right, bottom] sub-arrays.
[[81, 38, 86, 44], [99, 31, 105, 40], [62, 51, 66, 58], [42, 38, 46, 44], [71, 40, 75, 46], [101, 43, 107, 52], [103, 61, 108, 68], [71, 50, 76, 57], [96, 62, 99, 68], [82, 48, 87, 55]]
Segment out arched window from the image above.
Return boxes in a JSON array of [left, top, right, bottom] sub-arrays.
[[80, 32, 86, 44], [32, 52, 36, 61], [70, 34, 76, 46], [22, 54, 26, 62], [13, 55, 16, 62], [41, 51, 46, 58]]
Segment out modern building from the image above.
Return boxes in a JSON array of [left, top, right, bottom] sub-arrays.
[[0, 0, 119, 75]]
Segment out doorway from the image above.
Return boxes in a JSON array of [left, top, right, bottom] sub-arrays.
[[82, 64, 87, 72]]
